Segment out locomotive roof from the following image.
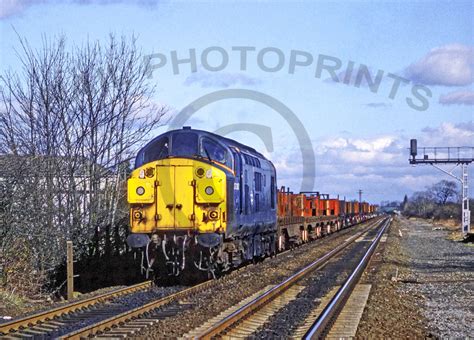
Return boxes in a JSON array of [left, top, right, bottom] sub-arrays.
[[149, 127, 266, 159]]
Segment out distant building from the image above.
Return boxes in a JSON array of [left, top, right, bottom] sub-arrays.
[[0, 154, 117, 215]]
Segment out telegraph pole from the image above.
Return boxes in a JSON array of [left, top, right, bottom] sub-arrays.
[[358, 189, 362, 205], [409, 139, 473, 236]]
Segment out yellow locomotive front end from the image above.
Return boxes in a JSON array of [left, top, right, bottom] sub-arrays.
[[127, 127, 238, 278], [128, 157, 227, 234]]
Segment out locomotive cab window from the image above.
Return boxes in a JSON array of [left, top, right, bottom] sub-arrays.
[[172, 132, 198, 157], [201, 138, 226, 163], [201, 138, 228, 164], [136, 136, 169, 167]]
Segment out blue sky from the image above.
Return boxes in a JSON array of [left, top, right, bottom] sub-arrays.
[[1, 0, 473, 203]]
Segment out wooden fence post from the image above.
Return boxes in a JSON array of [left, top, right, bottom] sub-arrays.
[[67, 241, 74, 300]]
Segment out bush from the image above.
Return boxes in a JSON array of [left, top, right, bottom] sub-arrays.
[[402, 180, 470, 222]]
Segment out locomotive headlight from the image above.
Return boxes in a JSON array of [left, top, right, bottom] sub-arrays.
[[136, 186, 145, 195], [196, 167, 205, 177], [205, 186, 214, 195], [209, 210, 219, 220], [133, 210, 143, 220], [145, 167, 154, 177], [139, 169, 145, 179]]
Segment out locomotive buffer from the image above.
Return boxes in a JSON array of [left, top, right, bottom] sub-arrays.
[[409, 139, 473, 237]]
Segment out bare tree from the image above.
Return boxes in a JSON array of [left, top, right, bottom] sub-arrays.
[[403, 180, 462, 221], [0, 34, 166, 297], [428, 180, 458, 205]]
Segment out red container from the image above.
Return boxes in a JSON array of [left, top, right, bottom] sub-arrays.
[[353, 202, 360, 214], [345, 201, 352, 215], [318, 198, 339, 216], [304, 195, 320, 217], [278, 188, 374, 218], [363, 202, 369, 214], [277, 189, 289, 217], [290, 193, 305, 217], [328, 199, 340, 216], [319, 199, 328, 215]]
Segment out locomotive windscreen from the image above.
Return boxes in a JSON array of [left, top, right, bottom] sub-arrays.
[[172, 132, 198, 156], [134, 130, 234, 169], [135, 136, 169, 168], [201, 137, 232, 166]]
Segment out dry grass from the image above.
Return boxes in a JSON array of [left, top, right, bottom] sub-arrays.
[[0, 288, 27, 317], [431, 218, 472, 241]]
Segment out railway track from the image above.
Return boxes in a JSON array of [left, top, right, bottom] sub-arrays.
[[0, 280, 153, 338], [0, 217, 383, 339], [53, 217, 384, 339], [302, 217, 390, 339], [193, 217, 390, 339]]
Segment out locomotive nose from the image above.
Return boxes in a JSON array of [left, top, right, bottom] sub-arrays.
[[128, 158, 227, 234], [155, 163, 195, 229]]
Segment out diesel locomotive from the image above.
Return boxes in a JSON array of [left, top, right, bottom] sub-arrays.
[[127, 127, 377, 278], [127, 127, 277, 278]]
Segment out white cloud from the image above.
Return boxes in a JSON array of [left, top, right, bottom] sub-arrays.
[[273, 121, 473, 202], [420, 121, 474, 146], [439, 90, 474, 105], [353, 136, 394, 152], [404, 44, 474, 86], [398, 174, 440, 190], [0, 0, 37, 19], [0, 0, 158, 19], [321, 137, 348, 149], [318, 136, 398, 165]]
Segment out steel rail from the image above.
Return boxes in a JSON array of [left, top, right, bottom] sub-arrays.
[[58, 241, 303, 340], [303, 217, 391, 339], [195, 217, 387, 340], [0, 280, 152, 335], [58, 276, 225, 340], [3, 216, 379, 339]]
